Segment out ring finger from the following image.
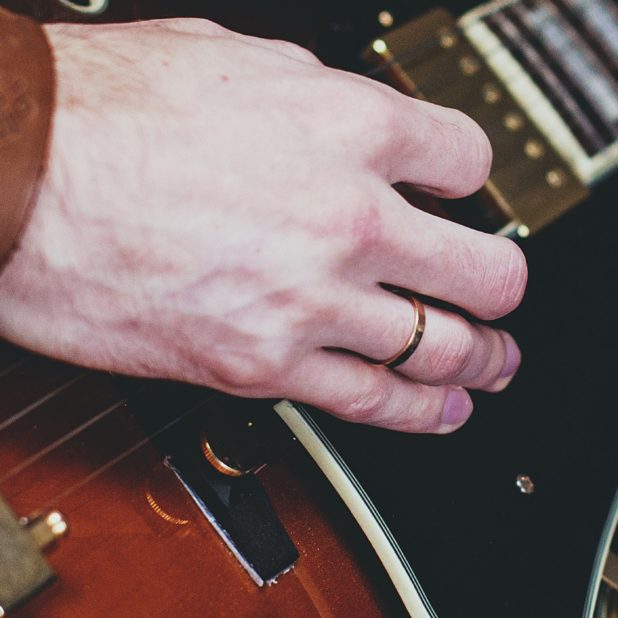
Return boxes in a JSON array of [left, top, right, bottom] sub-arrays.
[[328, 288, 521, 391]]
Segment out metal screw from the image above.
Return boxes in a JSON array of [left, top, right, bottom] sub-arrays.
[[482, 83, 502, 104], [372, 39, 388, 55], [516, 474, 535, 494], [438, 27, 458, 48], [525, 139, 545, 159], [504, 112, 524, 131], [378, 10, 394, 28], [546, 168, 566, 188], [459, 55, 481, 75]]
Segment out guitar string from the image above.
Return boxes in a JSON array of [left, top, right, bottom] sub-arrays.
[[0, 385, 149, 486], [3, 0, 608, 506], [39, 391, 218, 512], [0, 373, 86, 434], [0, 354, 31, 379]]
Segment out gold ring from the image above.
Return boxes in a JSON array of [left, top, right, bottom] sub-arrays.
[[374, 294, 425, 369]]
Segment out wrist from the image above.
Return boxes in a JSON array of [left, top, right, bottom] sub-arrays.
[[0, 7, 54, 273]]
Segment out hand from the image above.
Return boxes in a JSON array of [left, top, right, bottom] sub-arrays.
[[0, 19, 527, 433]]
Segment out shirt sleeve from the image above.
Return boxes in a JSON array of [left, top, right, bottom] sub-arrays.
[[0, 6, 53, 272]]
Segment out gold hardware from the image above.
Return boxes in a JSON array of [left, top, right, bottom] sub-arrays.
[[482, 83, 501, 104], [459, 55, 480, 75], [504, 112, 524, 131], [378, 11, 394, 28], [372, 39, 388, 55], [21, 510, 68, 550], [362, 8, 589, 235], [145, 490, 189, 526], [200, 432, 262, 477], [516, 474, 535, 494], [438, 27, 458, 48], [525, 139, 545, 159], [546, 168, 567, 188]]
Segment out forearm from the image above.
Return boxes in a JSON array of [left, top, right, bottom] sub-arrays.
[[0, 6, 53, 272]]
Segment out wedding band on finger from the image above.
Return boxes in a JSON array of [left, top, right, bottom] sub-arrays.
[[372, 294, 426, 369]]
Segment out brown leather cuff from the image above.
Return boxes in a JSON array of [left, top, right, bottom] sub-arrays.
[[0, 6, 53, 271]]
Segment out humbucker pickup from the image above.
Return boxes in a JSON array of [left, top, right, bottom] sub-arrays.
[[363, 6, 618, 236]]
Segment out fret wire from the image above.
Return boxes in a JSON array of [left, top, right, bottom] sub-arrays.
[[0, 373, 86, 434], [486, 9, 607, 154], [39, 391, 218, 511]]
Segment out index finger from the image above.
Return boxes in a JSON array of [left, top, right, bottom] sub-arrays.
[[382, 94, 492, 198]]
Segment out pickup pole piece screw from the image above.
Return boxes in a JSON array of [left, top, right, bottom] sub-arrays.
[[459, 55, 480, 75], [482, 83, 502, 104], [438, 27, 458, 48], [378, 11, 394, 28], [516, 474, 535, 494], [546, 168, 567, 188], [525, 139, 545, 159], [504, 112, 524, 131]]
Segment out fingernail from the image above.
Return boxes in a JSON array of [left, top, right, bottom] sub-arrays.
[[441, 388, 473, 428], [500, 332, 521, 380]]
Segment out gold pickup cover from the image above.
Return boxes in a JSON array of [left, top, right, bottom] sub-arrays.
[[364, 9, 589, 236]]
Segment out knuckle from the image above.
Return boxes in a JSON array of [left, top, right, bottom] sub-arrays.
[[459, 113, 493, 193], [428, 319, 475, 381], [338, 83, 399, 150], [400, 385, 443, 433], [483, 240, 528, 318], [428, 108, 493, 196], [365, 91, 401, 150], [275, 40, 320, 64], [209, 351, 283, 394], [343, 373, 392, 424], [348, 202, 384, 256]]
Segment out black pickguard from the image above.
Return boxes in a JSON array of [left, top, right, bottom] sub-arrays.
[[308, 172, 618, 617]]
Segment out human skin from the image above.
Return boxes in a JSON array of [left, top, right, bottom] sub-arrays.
[[0, 19, 527, 433]]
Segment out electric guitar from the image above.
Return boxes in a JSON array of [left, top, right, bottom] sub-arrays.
[[1, 1, 617, 616]]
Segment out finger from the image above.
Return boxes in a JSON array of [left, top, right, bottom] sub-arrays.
[[369, 87, 492, 197], [286, 348, 473, 434], [352, 186, 527, 320], [327, 290, 521, 391]]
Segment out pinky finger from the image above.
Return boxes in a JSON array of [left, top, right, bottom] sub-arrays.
[[285, 349, 473, 434]]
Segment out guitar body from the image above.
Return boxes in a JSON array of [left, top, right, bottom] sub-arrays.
[[1, 1, 617, 616], [0, 342, 408, 617]]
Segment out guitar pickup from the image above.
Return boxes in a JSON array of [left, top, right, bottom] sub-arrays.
[[363, 8, 590, 236]]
